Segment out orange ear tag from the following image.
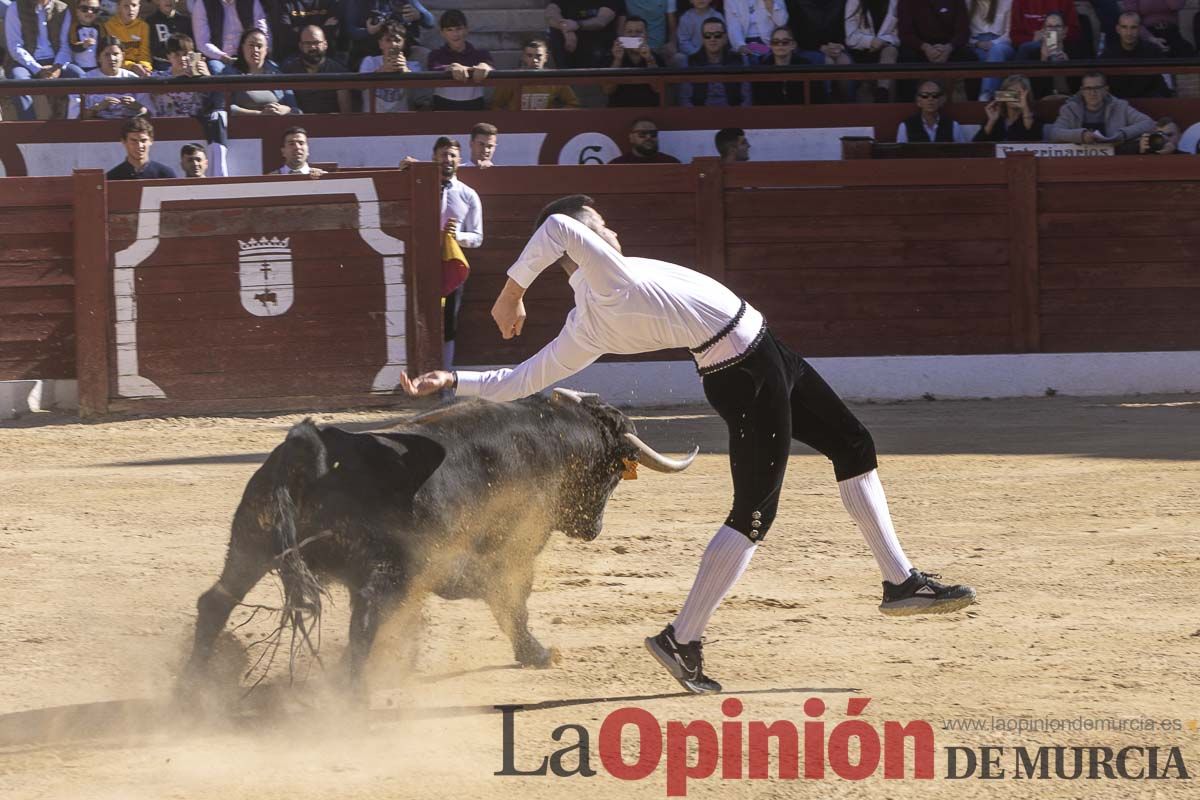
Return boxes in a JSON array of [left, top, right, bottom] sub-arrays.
[[621, 458, 639, 480]]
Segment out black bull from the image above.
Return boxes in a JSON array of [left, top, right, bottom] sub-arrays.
[[183, 390, 697, 687]]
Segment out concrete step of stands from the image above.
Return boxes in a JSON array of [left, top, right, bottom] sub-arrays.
[[419, 2, 548, 69]]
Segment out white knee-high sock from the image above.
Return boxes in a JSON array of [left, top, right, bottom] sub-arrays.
[[837, 469, 914, 584], [672, 525, 757, 643]]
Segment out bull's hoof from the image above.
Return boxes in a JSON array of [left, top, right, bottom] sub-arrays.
[[518, 645, 561, 669]]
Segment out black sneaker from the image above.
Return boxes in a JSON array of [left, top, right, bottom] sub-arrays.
[[644, 625, 722, 695], [880, 568, 977, 617]]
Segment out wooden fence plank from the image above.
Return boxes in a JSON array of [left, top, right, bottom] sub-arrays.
[[72, 170, 109, 414]]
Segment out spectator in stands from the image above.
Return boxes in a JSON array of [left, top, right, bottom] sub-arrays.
[[191, 0, 270, 74], [1045, 71, 1155, 146], [107, 117, 177, 179], [358, 19, 421, 111], [752, 24, 818, 104], [845, 0, 899, 102], [67, 1, 103, 73], [282, 24, 352, 112], [5, 0, 87, 120], [724, 0, 787, 60], [604, 15, 666, 107], [1122, 0, 1190, 57], [680, 18, 751, 107], [895, 77, 968, 141], [151, 33, 229, 176], [147, 0, 192, 71], [623, 0, 676, 62], [491, 37, 580, 109], [1014, 11, 1083, 97], [1100, 12, 1171, 97], [272, 126, 327, 175], [715, 126, 750, 162], [898, 0, 977, 66], [789, 0, 851, 69], [1009, 0, 1080, 58], [347, 0, 433, 68], [608, 118, 682, 162], [101, 0, 152, 74], [427, 9, 492, 110], [227, 27, 300, 114], [1138, 115, 1182, 153], [274, 0, 342, 64], [466, 121, 497, 168], [180, 142, 209, 176], [545, 0, 619, 68], [675, 0, 723, 65], [968, 0, 1014, 101], [972, 72, 1041, 139], [435, 136, 483, 369], [79, 36, 151, 118]]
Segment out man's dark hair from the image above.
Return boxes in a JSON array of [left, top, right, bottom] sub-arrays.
[[523, 37, 548, 50], [180, 143, 205, 157], [377, 19, 406, 42], [282, 126, 308, 142], [121, 116, 154, 140], [97, 35, 124, 54], [1044, 11, 1066, 26], [433, 136, 461, 154], [715, 127, 745, 157], [625, 15, 647, 27], [535, 194, 595, 231], [165, 33, 195, 54], [470, 122, 498, 139], [1156, 115, 1177, 127], [701, 18, 727, 32], [439, 9, 467, 29], [1081, 70, 1106, 84]]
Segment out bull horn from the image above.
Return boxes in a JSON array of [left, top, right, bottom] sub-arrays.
[[551, 388, 601, 405], [623, 433, 698, 473]]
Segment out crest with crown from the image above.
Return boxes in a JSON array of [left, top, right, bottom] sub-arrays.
[[238, 236, 291, 256]]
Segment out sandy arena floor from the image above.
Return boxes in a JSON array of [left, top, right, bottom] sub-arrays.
[[0, 394, 1197, 799]]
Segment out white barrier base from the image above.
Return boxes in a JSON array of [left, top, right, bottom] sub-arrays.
[[0, 380, 79, 420], [460, 352, 1200, 407]]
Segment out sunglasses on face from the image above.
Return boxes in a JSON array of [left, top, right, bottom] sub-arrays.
[[917, 91, 943, 99], [702, 32, 726, 39], [79, 5, 100, 10], [769, 38, 794, 45], [633, 130, 659, 138]]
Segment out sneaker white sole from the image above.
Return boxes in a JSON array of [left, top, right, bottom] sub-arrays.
[[643, 637, 721, 695], [879, 592, 977, 617]]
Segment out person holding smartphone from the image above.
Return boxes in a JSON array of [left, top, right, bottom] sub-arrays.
[[603, 15, 665, 107], [972, 73, 1041, 141]]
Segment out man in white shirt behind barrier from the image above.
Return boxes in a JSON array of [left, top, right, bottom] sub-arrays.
[[399, 194, 977, 695]]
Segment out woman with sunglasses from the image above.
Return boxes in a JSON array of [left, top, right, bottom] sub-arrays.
[[895, 78, 967, 142], [751, 25, 823, 105]]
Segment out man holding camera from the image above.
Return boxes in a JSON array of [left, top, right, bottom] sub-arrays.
[[1139, 117, 1181, 154], [1045, 71, 1155, 150]]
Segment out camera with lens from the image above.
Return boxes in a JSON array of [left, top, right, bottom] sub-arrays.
[[1146, 131, 1167, 153]]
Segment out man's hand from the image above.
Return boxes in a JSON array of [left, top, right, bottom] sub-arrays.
[[491, 277, 527, 339], [397, 370, 455, 396], [444, 217, 459, 236], [448, 62, 469, 81], [471, 63, 492, 82]]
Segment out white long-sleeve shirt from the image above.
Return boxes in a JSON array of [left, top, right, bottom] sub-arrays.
[[189, 0, 269, 62], [6, 0, 73, 72], [844, 0, 900, 50], [723, 0, 788, 50], [455, 214, 765, 402], [440, 176, 483, 248], [968, 0, 1012, 46]]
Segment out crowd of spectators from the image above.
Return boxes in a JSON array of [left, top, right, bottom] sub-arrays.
[[4, 0, 1200, 155]]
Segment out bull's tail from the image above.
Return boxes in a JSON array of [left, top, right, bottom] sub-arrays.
[[267, 418, 330, 683]]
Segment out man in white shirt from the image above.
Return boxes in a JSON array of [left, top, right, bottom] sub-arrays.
[[190, 0, 269, 74], [270, 126, 325, 176], [435, 136, 483, 368], [400, 194, 977, 694]]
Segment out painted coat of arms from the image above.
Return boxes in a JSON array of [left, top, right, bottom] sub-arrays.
[[238, 236, 294, 316]]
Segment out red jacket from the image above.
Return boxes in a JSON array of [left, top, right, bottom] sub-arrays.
[[1010, 0, 1082, 46]]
